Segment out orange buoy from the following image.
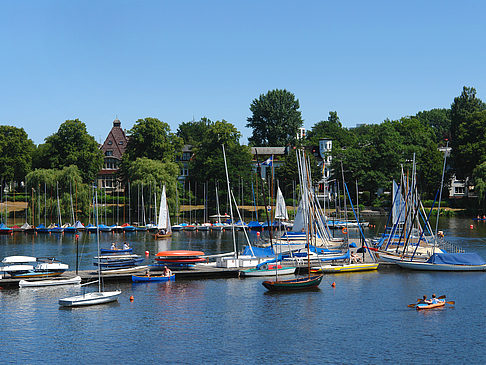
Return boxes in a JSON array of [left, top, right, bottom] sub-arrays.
[[129, 295, 134, 302], [331, 282, 336, 287]]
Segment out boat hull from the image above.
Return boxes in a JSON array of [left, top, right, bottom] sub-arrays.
[[397, 261, 486, 271], [241, 267, 296, 277], [131, 274, 175, 282], [311, 263, 379, 273], [59, 290, 121, 307], [416, 301, 446, 310], [19, 276, 82, 288], [262, 275, 323, 291]]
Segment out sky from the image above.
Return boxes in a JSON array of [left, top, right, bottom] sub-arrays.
[[1, 1, 485, 145]]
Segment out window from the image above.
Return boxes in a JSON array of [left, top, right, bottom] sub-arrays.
[[107, 140, 113, 145], [455, 186, 465, 195], [105, 151, 113, 156], [119, 141, 124, 145]]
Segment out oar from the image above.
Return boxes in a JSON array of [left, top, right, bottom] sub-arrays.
[[408, 303, 418, 307], [445, 301, 455, 305]]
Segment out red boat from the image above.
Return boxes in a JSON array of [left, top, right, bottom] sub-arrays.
[[155, 250, 206, 264]]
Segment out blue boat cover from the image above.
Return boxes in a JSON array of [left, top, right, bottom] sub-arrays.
[[242, 246, 274, 257], [248, 221, 262, 228], [426, 253, 486, 265]]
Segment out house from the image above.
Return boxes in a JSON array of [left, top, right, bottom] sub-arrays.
[[97, 118, 128, 190]]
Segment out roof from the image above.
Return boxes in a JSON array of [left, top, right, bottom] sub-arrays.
[[250, 147, 286, 155], [100, 119, 128, 160]]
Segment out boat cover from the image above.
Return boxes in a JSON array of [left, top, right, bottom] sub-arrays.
[[242, 246, 274, 257], [426, 253, 486, 265]]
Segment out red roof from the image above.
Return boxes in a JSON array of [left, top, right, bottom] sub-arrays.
[[100, 119, 128, 160]]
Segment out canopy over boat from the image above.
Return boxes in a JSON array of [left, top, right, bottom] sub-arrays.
[[242, 246, 274, 258], [426, 253, 486, 266]]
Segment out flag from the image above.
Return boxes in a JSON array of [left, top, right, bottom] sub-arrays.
[[262, 156, 273, 166]]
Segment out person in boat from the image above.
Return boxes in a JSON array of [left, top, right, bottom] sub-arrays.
[[145, 269, 151, 278], [111, 242, 117, 250], [163, 265, 172, 277], [350, 252, 362, 263], [123, 242, 130, 250], [430, 294, 442, 304], [419, 295, 431, 304], [158, 229, 166, 235]]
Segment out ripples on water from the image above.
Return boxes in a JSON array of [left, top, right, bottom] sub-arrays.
[[1, 218, 486, 363]]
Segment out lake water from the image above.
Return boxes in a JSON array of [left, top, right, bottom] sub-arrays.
[[1, 217, 486, 364]]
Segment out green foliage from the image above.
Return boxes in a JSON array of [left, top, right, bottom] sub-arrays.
[[0, 126, 35, 182], [473, 161, 486, 204], [306, 111, 356, 149], [124, 117, 183, 163], [25, 165, 90, 223], [125, 157, 180, 213], [247, 89, 303, 146], [415, 108, 451, 144], [177, 118, 212, 147], [33, 119, 103, 183], [450, 86, 486, 179], [188, 119, 253, 211]]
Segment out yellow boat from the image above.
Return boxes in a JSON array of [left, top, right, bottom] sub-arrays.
[[311, 262, 379, 273]]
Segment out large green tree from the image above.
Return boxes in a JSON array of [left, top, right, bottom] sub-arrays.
[[415, 108, 451, 145], [306, 111, 356, 149], [176, 118, 212, 147], [33, 119, 103, 183], [450, 86, 486, 178], [188, 119, 253, 210], [0, 125, 34, 182], [124, 117, 183, 163], [247, 89, 303, 146]]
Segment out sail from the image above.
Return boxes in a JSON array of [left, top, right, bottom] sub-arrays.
[[274, 187, 288, 220], [157, 185, 169, 230], [292, 199, 305, 232], [392, 180, 405, 225]]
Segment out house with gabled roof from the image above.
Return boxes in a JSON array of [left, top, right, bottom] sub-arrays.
[[97, 118, 128, 190]]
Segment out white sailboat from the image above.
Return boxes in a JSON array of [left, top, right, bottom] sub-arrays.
[[59, 189, 121, 307], [155, 185, 172, 239]]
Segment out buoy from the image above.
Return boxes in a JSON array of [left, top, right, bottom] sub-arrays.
[[145, 251, 149, 256], [129, 295, 134, 302], [75, 234, 79, 239], [331, 282, 336, 287], [257, 232, 260, 236], [470, 225, 474, 230]]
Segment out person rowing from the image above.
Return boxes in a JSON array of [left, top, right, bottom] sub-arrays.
[[430, 294, 443, 304], [419, 295, 431, 304]]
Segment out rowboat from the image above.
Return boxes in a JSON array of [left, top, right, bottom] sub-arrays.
[[19, 276, 82, 288], [416, 300, 445, 310], [310, 263, 379, 273], [262, 275, 323, 291], [155, 250, 206, 264], [131, 274, 175, 282], [59, 290, 122, 307]]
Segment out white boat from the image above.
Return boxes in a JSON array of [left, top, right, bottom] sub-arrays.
[[241, 266, 296, 277], [97, 265, 148, 275], [1, 256, 69, 278], [396, 253, 486, 271], [59, 290, 121, 307], [155, 185, 172, 238], [59, 189, 122, 307], [19, 276, 82, 288]]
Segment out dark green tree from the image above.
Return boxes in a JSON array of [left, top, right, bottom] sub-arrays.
[[415, 108, 451, 144], [247, 89, 303, 146], [0, 125, 34, 182], [450, 86, 486, 178], [124, 117, 183, 163], [176, 118, 212, 147], [306, 111, 355, 149], [33, 119, 103, 183]]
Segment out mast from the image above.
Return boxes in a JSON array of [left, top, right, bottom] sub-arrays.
[[222, 144, 237, 258], [434, 140, 449, 254]]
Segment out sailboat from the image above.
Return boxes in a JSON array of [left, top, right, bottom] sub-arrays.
[[59, 189, 121, 307], [262, 149, 323, 291], [155, 185, 172, 239]]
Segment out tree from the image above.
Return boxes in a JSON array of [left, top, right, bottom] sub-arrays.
[[306, 111, 356, 149], [415, 108, 451, 145], [125, 157, 180, 214], [33, 119, 103, 183], [124, 117, 183, 163], [177, 118, 212, 147], [450, 86, 486, 178], [0, 125, 34, 182], [188, 119, 253, 210], [473, 161, 486, 205], [247, 89, 303, 146]]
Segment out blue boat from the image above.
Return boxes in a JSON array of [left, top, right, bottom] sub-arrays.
[[85, 224, 98, 233], [0, 223, 13, 234], [64, 226, 77, 233], [98, 224, 112, 232], [248, 221, 263, 230], [131, 274, 175, 282], [100, 248, 134, 254], [49, 225, 64, 234], [122, 225, 136, 232]]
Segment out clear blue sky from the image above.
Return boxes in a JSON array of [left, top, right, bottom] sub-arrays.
[[1, 1, 485, 145]]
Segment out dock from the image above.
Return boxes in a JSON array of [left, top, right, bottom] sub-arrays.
[[0, 262, 400, 288]]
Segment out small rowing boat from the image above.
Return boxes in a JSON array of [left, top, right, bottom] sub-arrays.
[[131, 274, 175, 282], [416, 300, 446, 310], [310, 262, 379, 273], [262, 275, 323, 291]]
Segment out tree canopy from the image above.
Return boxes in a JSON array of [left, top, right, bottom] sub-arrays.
[[0, 125, 34, 182], [247, 89, 303, 147], [124, 117, 183, 163], [33, 119, 103, 183], [176, 118, 212, 147]]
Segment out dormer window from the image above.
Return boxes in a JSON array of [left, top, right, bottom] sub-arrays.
[[107, 140, 113, 145], [105, 151, 113, 156], [119, 141, 124, 145]]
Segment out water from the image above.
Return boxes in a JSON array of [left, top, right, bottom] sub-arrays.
[[1, 218, 486, 364]]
